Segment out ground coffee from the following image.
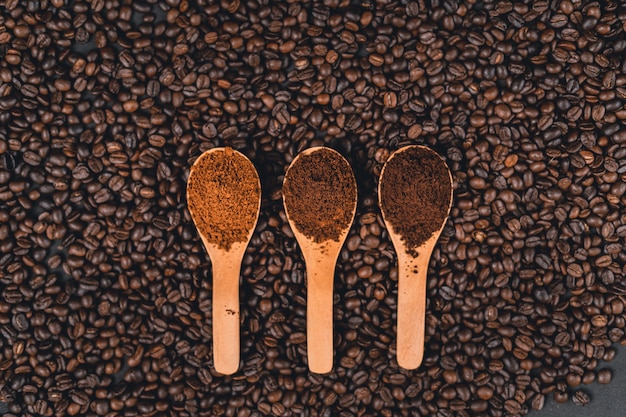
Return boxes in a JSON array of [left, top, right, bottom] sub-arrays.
[[187, 147, 260, 250], [283, 148, 356, 242], [379, 146, 452, 254]]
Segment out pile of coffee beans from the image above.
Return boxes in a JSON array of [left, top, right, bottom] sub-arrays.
[[1, 0, 626, 416]]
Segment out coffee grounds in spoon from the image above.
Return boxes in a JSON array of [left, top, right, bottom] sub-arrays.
[[283, 148, 356, 243], [187, 147, 260, 250], [380, 146, 452, 254]]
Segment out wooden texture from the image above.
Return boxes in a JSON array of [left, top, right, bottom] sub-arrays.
[[390, 233, 443, 369], [203, 241, 249, 375], [379, 145, 453, 369], [283, 147, 357, 373], [187, 148, 261, 375], [299, 239, 345, 374]]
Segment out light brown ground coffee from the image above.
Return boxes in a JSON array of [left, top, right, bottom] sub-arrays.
[[187, 147, 260, 250], [283, 148, 357, 242], [379, 146, 452, 254]]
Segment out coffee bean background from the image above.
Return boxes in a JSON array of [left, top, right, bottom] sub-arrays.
[[1, 0, 626, 416]]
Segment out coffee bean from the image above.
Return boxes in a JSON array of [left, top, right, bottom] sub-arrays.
[[597, 369, 612, 384], [10, 313, 28, 332], [572, 390, 590, 407], [531, 394, 545, 410], [22, 151, 42, 166]]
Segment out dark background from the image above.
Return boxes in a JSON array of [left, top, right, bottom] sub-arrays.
[[532, 343, 626, 417]]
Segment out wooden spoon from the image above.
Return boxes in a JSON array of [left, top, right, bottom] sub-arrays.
[[378, 145, 453, 369], [282, 147, 357, 373], [186, 147, 261, 375]]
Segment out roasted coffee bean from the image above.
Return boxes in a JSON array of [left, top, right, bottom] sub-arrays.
[[572, 390, 590, 407], [11, 314, 29, 332], [531, 394, 545, 411], [597, 369, 612, 384]]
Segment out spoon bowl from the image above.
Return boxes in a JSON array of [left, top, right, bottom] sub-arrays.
[[378, 145, 453, 369], [187, 147, 261, 375]]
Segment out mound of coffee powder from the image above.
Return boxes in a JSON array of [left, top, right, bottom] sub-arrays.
[[379, 146, 452, 254], [283, 148, 356, 242], [187, 148, 260, 250]]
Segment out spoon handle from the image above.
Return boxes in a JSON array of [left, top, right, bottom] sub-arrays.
[[396, 251, 428, 369], [306, 254, 336, 373], [211, 254, 241, 375]]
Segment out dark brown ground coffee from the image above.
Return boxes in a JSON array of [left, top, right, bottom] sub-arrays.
[[283, 148, 356, 242], [187, 147, 260, 250], [379, 146, 452, 254]]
